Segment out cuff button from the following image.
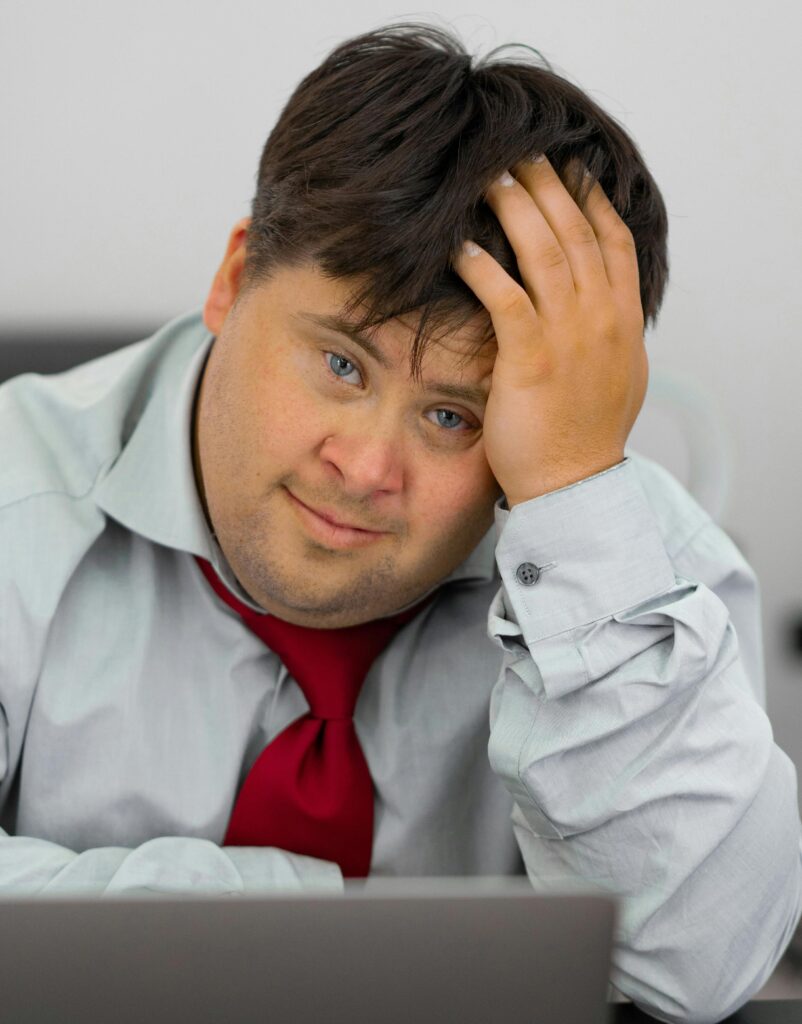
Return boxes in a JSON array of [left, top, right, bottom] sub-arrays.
[[515, 562, 541, 586]]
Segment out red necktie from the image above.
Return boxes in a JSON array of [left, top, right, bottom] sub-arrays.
[[195, 556, 436, 879]]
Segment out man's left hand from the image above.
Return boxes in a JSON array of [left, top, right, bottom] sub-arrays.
[[452, 155, 649, 507]]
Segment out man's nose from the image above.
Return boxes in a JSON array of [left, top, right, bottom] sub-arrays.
[[319, 412, 406, 495]]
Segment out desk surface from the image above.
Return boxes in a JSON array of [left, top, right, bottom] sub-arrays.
[[613, 999, 802, 1022]]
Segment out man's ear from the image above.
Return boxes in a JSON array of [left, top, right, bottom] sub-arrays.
[[202, 216, 251, 336]]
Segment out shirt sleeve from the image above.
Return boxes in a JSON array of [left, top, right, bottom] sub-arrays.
[[486, 455, 802, 1024], [0, 828, 344, 895]]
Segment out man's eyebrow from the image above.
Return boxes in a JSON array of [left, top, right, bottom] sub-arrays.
[[295, 311, 490, 406], [297, 311, 393, 369]]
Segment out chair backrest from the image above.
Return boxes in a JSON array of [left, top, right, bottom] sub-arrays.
[[0, 333, 144, 385]]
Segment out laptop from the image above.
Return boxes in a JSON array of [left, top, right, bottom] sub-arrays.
[[0, 876, 618, 1023]]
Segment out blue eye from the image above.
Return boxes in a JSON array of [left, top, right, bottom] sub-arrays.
[[433, 409, 465, 430], [323, 351, 474, 434], [327, 352, 359, 382]]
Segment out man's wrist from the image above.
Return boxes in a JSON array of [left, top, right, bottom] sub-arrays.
[[505, 454, 627, 507]]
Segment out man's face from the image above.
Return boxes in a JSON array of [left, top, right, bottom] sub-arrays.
[[193, 246, 502, 629]]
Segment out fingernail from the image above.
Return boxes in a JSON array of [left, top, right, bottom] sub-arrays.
[[495, 170, 515, 187], [462, 240, 481, 257]]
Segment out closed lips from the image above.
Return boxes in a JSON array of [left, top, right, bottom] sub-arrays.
[[292, 491, 379, 532]]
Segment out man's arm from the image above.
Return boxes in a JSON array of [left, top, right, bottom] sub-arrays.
[[0, 533, 343, 895], [0, 828, 343, 895], [486, 455, 802, 1024]]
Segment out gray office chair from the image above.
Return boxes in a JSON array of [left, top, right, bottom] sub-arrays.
[[0, 332, 144, 384]]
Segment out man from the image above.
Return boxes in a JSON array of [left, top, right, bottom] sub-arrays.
[[1, 21, 800, 1022]]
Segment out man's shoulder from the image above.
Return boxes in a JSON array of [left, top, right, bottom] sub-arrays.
[[0, 311, 206, 512], [0, 340, 151, 511]]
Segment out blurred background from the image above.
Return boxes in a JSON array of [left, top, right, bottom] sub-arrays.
[[1, 0, 800, 808]]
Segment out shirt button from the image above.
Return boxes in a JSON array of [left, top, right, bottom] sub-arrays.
[[516, 562, 541, 586]]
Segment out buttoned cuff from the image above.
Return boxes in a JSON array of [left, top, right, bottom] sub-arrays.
[[491, 457, 676, 645]]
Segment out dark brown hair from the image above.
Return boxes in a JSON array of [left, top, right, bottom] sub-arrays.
[[242, 21, 669, 381]]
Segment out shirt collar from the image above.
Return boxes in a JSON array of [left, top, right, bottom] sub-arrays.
[[94, 309, 499, 616], [94, 309, 217, 561]]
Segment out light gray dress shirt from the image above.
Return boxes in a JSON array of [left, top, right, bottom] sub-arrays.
[[1, 310, 800, 1023]]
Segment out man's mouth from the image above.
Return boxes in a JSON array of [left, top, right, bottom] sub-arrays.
[[284, 487, 390, 548]]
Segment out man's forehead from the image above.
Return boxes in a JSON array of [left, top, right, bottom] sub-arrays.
[[405, 313, 497, 365], [290, 262, 495, 351]]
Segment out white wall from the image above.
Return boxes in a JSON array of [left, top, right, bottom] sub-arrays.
[[2, 1, 801, 804]]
